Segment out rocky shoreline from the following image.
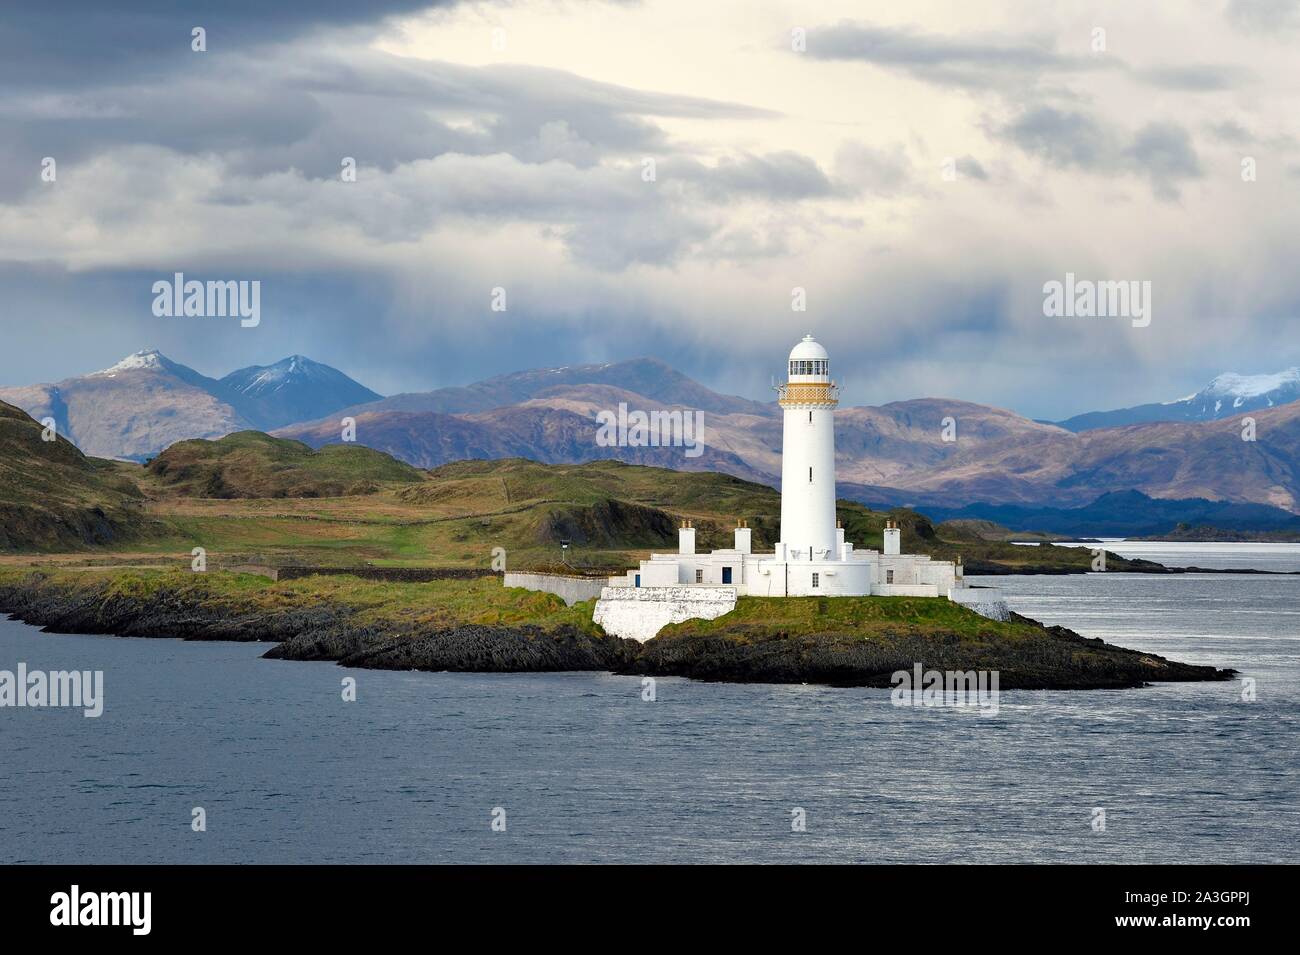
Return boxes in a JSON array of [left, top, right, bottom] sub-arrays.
[[0, 574, 1235, 691]]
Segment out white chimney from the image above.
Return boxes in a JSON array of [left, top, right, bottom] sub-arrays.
[[835, 519, 845, 548], [734, 520, 752, 554], [679, 520, 696, 555], [883, 519, 901, 556]]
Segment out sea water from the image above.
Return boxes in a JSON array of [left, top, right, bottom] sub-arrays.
[[2, 549, 1297, 863]]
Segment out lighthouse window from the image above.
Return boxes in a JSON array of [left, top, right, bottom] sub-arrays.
[[695, 568, 703, 583], [809, 411, 813, 423], [809, 467, 813, 482], [812, 573, 819, 589]]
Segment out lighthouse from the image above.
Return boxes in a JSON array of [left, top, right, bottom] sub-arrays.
[[583, 333, 1006, 639], [777, 334, 839, 561]]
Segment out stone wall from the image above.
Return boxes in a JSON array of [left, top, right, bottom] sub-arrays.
[[276, 566, 494, 583], [503, 572, 607, 606], [593, 585, 737, 642]]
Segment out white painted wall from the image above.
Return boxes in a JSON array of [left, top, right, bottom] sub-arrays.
[[503, 573, 606, 606], [593, 586, 737, 642], [948, 586, 1010, 621]]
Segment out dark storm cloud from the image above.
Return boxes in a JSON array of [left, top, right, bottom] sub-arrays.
[[1207, 119, 1256, 143], [999, 108, 1114, 168], [998, 107, 1203, 200], [800, 22, 1249, 95], [955, 155, 989, 180], [0, 1, 449, 86], [665, 152, 837, 201], [1124, 123, 1204, 199], [800, 23, 1115, 90], [1133, 64, 1252, 91], [1, 41, 776, 190]]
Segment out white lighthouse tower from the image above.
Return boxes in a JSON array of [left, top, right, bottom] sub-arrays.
[[777, 334, 839, 561], [583, 333, 1008, 639]]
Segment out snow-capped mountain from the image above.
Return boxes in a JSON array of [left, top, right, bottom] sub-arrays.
[[1057, 367, 1300, 432], [96, 349, 167, 374], [0, 349, 247, 460], [218, 355, 381, 429], [0, 350, 382, 460]]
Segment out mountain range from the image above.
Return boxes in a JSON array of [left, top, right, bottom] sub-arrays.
[[915, 490, 1300, 537], [1055, 368, 1300, 431], [5, 349, 1300, 519]]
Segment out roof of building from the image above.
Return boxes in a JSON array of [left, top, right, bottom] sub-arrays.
[[789, 334, 829, 362]]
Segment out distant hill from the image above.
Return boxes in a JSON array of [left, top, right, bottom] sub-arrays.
[[914, 490, 1300, 537], [217, 355, 381, 430], [329, 357, 771, 418], [145, 431, 424, 499], [278, 403, 772, 482], [0, 399, 153, 550], [1058, 367, 1300, 431], [0, 350, 383, 461], [934, 519, 1065, 543]]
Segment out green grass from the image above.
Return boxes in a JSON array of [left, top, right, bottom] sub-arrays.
[[658, 594, 1040, 642], [0, 400, 154, 550], [0, 566, 604, 635]]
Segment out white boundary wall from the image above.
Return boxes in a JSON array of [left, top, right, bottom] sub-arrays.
[[593, 586, 737, 642], [503, 573, 606, 606]]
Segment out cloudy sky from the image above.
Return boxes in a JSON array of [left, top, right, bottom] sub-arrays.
[[2, 0, 1299, 419]]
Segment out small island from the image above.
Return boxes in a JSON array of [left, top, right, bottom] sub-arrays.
[[0, 569, 1233, 690]]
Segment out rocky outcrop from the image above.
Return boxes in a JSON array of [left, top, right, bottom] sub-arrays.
[[268, 624, 638, 672], [0, 573, 342, 642], [627, 614, 1235, 690]]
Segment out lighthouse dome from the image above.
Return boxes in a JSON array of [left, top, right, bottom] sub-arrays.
[[787, 334, 829, 379]]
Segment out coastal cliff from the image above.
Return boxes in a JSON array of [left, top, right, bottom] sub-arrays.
[[0, 569, 1234, 690]]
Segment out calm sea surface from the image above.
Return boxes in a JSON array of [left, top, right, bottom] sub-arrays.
[[1054, 539, 1300, 572], [3, 545, 1298, 864]]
